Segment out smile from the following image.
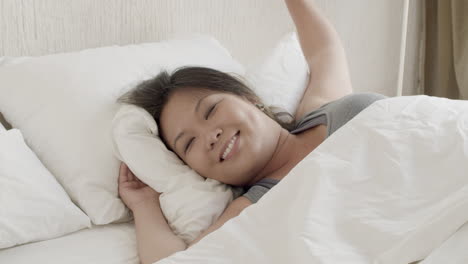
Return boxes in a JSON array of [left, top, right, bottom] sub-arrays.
[[220, 131, 240, 162]]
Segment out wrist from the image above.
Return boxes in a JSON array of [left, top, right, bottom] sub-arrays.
[[132, 197, 161, 212]]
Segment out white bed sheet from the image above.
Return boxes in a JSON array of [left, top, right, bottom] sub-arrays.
[[419, 221, 468, 264], [0, 221, 138, 264]]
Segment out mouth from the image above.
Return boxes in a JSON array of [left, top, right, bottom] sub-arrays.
[[219, 130, 240, 162]]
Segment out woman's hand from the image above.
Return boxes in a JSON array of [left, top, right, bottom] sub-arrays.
[[118, 162, 160, 211], [119, 162, 186, 263]]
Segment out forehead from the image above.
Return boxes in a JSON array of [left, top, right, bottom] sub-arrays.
[[164, 87, 218, 116], [168, 88, 210, 109]]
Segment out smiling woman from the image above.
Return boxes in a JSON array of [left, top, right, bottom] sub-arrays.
[[115, 0, 390, 262]]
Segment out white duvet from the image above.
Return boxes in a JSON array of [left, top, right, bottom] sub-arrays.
[[158, 95, 468, 264]]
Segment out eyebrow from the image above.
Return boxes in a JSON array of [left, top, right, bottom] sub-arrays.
[[173, 94, 211, 152]]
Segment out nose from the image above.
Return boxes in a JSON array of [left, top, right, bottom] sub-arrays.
[[207, 128, 223, 150]]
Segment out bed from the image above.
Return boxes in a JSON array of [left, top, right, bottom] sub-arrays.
[[2, 95, 468, 264], [0, 223, 139, 264], [4, 1, 464, 264]]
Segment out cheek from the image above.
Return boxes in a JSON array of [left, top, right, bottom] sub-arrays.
[[224, 103, 259, 124], [235, 108, 266, 134], [185, 151, 207, 171]]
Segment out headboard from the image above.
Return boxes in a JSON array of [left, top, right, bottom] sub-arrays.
[[0, 0, 423, 129]]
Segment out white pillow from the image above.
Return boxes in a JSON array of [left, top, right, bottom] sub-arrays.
[[0, 129, 91, 249], [0, 33, 245, 225], [111, 31, 310, 243], [245, 31, 310, 115]]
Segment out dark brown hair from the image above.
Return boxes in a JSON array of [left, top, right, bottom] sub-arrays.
[[117, 66, 295, 144]]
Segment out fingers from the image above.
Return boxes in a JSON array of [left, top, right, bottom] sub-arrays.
[[127, 167, 134, 181], [132, 174, 143, 186], [136, 177, 147, 186], [119, 162, 146, 188], [118, 161, 139, 182], [121, 180, 145, 190], [136, 181, 145, 188], [125, 181, 140, 189], [119, 162, 128, 184]]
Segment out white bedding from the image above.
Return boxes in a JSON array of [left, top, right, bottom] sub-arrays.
[[420, 220, 468, 264], [158, 95, 468, 264], [2, 95, 468, 264], [0, 222, 138, 264]]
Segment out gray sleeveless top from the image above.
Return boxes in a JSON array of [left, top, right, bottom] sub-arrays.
[[243, 92, 387, 203]]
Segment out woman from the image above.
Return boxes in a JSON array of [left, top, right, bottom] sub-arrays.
[[117, 0, 386, 263]]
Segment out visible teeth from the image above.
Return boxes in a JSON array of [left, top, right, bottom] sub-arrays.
[[222, 136, 237, 160]]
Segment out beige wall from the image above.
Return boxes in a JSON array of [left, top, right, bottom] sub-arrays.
[[0, 0, 422, 127]]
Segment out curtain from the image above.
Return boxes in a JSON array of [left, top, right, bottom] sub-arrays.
[[424, 0, 468, 99]]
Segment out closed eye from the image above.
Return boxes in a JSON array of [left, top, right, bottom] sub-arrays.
[[185, 137, 194, 153], [185, 102, 219, 154], [205, 103, 217, 120]]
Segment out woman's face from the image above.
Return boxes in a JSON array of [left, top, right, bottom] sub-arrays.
[[159, 87, 282, 186]]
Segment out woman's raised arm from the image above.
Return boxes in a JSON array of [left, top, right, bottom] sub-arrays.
[[285, 0, 353, 119]]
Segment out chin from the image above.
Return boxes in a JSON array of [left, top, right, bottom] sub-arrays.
[[220, 176, 245, 187], [233, 174, 257, 187]]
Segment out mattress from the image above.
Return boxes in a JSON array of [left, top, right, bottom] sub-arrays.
[[0, 222, 138, 264]]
